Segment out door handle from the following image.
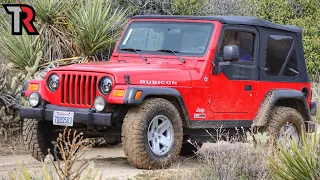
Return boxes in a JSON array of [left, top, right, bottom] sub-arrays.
[[245, 85, 252, 91]]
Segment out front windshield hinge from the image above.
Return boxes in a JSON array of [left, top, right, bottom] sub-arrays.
[[124, 74, 131, 84]]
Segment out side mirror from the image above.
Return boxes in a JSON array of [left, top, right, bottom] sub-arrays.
[[223, 45, 239, 61]]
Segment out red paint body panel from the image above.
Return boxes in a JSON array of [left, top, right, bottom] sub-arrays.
[[23, 18, 312, 124]]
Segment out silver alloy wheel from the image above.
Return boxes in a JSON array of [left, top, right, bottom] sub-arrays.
[[278, 122, 299, 145], [147, 115, 174, 156]]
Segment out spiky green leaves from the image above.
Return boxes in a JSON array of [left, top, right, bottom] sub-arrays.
[[67, 0, 128, 57], [268, 129, 320, 180]]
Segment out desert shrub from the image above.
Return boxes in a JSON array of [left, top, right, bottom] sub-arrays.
[[7, 128, 101, 180], [135, 132, 272, 180], [172, 0, 212, 16], [268, 129, 320, 179], [118, 0, 256, 16], [192, 133, 272, 180]]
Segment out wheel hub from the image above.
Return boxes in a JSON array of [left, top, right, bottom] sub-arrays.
[[147, 115, 174, 156], [278, 122, 299, 144]]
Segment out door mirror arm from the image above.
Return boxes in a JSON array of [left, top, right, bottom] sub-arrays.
[[212, 61, 232, 74], [212, 45, 239, 75], [212, 58, 232, 75]]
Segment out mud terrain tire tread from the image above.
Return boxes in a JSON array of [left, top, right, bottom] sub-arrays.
[[23, 119, 53, 162], [122, 98, 183, 169], [263, 106, 305, 136]]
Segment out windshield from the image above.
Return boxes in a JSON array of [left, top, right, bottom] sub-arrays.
[[118, 21, 214, 56]]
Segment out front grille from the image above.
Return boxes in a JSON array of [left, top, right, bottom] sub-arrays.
[[61, 74, 98, 106]]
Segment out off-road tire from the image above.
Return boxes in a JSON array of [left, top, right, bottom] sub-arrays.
[[23, 119, 54, 162], [262, 106, 305, 139], [122, 98, 183, 169], [103, 135, 121, 145]]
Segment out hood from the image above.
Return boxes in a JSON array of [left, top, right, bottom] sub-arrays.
[[52, 60, 193, 86]]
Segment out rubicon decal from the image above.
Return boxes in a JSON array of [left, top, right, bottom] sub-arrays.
[[2, 4, 39, 35], [140, 80, 178, 85]]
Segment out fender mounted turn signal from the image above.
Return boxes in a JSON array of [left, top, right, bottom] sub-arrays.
[[135, 90, 143, 100], [27, 83, 39, 91]]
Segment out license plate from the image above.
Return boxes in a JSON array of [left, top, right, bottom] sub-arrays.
[[53, 111, 74, 127]]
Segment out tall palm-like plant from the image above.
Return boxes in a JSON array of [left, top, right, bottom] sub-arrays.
[[268, 128, 320, 180], [0, 20, 45, 70], [32, 0, 79, 61], [67, 0, 128, 59]]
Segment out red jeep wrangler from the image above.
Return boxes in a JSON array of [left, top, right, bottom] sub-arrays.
[[20, 15, 317, 169]]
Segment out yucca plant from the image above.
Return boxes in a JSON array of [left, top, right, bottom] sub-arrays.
[[32, 0, 68, 25], [268, 128, 320, 180], [0, 20, 46, 70], [67, 0, 128, 59], [32, 0, 80, 62]]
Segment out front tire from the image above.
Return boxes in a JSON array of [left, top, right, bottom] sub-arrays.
[[23, 119, 55, 161], [122, 98, 183, 169]]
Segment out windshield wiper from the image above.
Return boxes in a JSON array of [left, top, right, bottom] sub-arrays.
[[157, 49, 185, 63], [120, 48, 147, 61]]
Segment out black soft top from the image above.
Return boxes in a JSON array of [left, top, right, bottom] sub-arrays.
[[131, 15, 302, 33]]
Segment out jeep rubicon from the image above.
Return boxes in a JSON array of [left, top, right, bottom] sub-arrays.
[[20, 15, 317, 169]]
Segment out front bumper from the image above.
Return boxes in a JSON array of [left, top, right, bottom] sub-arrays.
[[19, 104, 112, 126], [311, 102, 317, 116]]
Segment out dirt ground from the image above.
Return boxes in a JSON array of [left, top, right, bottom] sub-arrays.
[[1, 125, 319, 179], [0, 144, 199, 179]]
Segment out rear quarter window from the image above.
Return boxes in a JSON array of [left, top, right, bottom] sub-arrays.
[[265, 35, 299, 77]]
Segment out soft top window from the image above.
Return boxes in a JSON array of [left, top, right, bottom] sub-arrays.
[[118, 21, 214, 56], [265, 35, 299, 77]]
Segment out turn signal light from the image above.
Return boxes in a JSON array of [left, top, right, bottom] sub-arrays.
[[113, 89, 125, 97], [27, 83, 39, 91], [135, 91, 143, 100]]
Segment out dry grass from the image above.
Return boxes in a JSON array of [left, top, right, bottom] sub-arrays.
[[311, 79, 320, 123], [135, 131, 273, 180], [7, 128, 101, 180]]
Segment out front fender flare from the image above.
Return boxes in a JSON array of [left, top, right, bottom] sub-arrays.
[[123, 86, 191, 127]]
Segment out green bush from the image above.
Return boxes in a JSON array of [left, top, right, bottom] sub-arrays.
[[172, 0, 212, 16]]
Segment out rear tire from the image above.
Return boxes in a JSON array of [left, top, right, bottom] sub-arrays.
[[261, 106, 305, 143], [122, 98, 183, 169], [23, 119, 55, 162], [103, 135, 121, 145]]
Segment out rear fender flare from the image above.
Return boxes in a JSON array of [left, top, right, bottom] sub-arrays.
[[253, 89, 311, 127]]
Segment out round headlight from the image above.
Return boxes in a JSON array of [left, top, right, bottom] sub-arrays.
[[29, 92, 41, 107], [94, 96, 106, 112], [47, 73, 60, 92], [99, 77, 112, 94]]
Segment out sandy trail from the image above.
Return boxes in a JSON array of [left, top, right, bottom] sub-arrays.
[[1, 126, 318, 179], [0, 145, 199, 179]]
